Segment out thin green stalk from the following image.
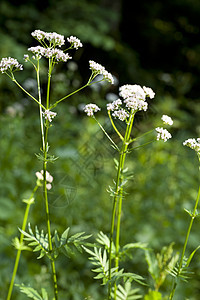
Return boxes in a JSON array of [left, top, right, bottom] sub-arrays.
[[49, 83, 89, 110], [108, 113, 135, 299], [12, 79, 46, 110], [7, 186, 37, 300], [43, 122, 58, 299], [108, 110, 124, 141], [169, 184, 200, 300], [36, 59, 45, 150], [49, 76, 103, 110], [42, 60, 58, 299]]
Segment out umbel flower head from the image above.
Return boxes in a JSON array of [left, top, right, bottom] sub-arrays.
[[89, 60, 114, 84], [183, 138, 200, 155], [0, 57, 23, 74], [161, 115, 173, 126], [155, 127, 172, 142], [24, 30, 82, 62], [83, 104, 101, 116], [31, 30, 65, 47], [106, 84, 155, 122]]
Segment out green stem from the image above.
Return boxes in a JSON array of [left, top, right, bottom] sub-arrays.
[[108, 113, 135, 300], [49, 75, 104, 110], [49, 83, 89, 110], [43, 122, 58, 299], [36, 59, 45, 150], [43, 60, 58, 299], [108, 110, 124, 141], [94, 117, 119, 151], [7, 186, 37, 300], [169, 184, 200, 300], [12, 79, 46, 110]]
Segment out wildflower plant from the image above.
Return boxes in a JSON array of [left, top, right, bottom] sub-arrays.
[[2, 28, 199, 300], [0, 29, 114, 300], [169, 137, 200, 299], [83, 85, 173, 299]]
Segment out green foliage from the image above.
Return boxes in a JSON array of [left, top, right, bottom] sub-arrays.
[[145, 243, 179, 291], [15, 284, 48, 300], [20, 223, 91, 260], [19, 223, 49, 259], [112, 281, 142, 300], [83, 232, 146, 289]]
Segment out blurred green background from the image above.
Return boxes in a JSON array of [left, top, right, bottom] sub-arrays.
[[0, 0, 200, 299]]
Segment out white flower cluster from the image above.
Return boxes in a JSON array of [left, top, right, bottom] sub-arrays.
[[0, 57, 23, 74], [89, 60, 114, 84], [112, 109, 129, 121], [183, 138, 200, 153], [36, 170, 53, 190], [83, 103, 101, 116], [106, 84, 155, 122], [42, 109, 57, 122], [67, 36, 83, 49], [155, 127, 172, 142], [27, 46, 72, 62], [31, 30, 65, 47], [106, 99, 122, 111], [161, 114, 173, 126]]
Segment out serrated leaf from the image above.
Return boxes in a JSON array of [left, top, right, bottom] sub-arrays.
[[15, 284, 43, 300]]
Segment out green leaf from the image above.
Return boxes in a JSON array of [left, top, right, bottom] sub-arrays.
[[112, 281, 142, 300], [18, 223, 49, 259], [15, 284, 43, 300]]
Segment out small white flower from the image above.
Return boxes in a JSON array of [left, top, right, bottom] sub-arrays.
[[35, 171, 43, 181], [46, 32, 65, 47], [112, 109, 129, 121], [35, 170, 54, 190], [107, 99, 122, 111], [67, 36, 83, 49], [124, 97, 148, 112], [31, 29, 46, 40], [89, 60, 114, 84], [119, 84, 146, 100], [183, 138, 200, 153], [161, 115, 173, 126], [155, 127, 172, 142], [42, 109, 57, 122], [83, 103, 101, 116], [143, 86, 155, 99], [0, 57, 23, 74], [31, 30, 65, 47]]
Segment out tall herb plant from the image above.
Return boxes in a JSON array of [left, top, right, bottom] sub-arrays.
[[83, 89, 173, 299], [0, 30, 114, 299]]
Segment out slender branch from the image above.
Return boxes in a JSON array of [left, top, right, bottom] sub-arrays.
[[94, 117, 119, 151], [12, 79, 46, 110], [49, 83, 89, 110], [108, 110, 124, 141], [36, 59, 45, 150]]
